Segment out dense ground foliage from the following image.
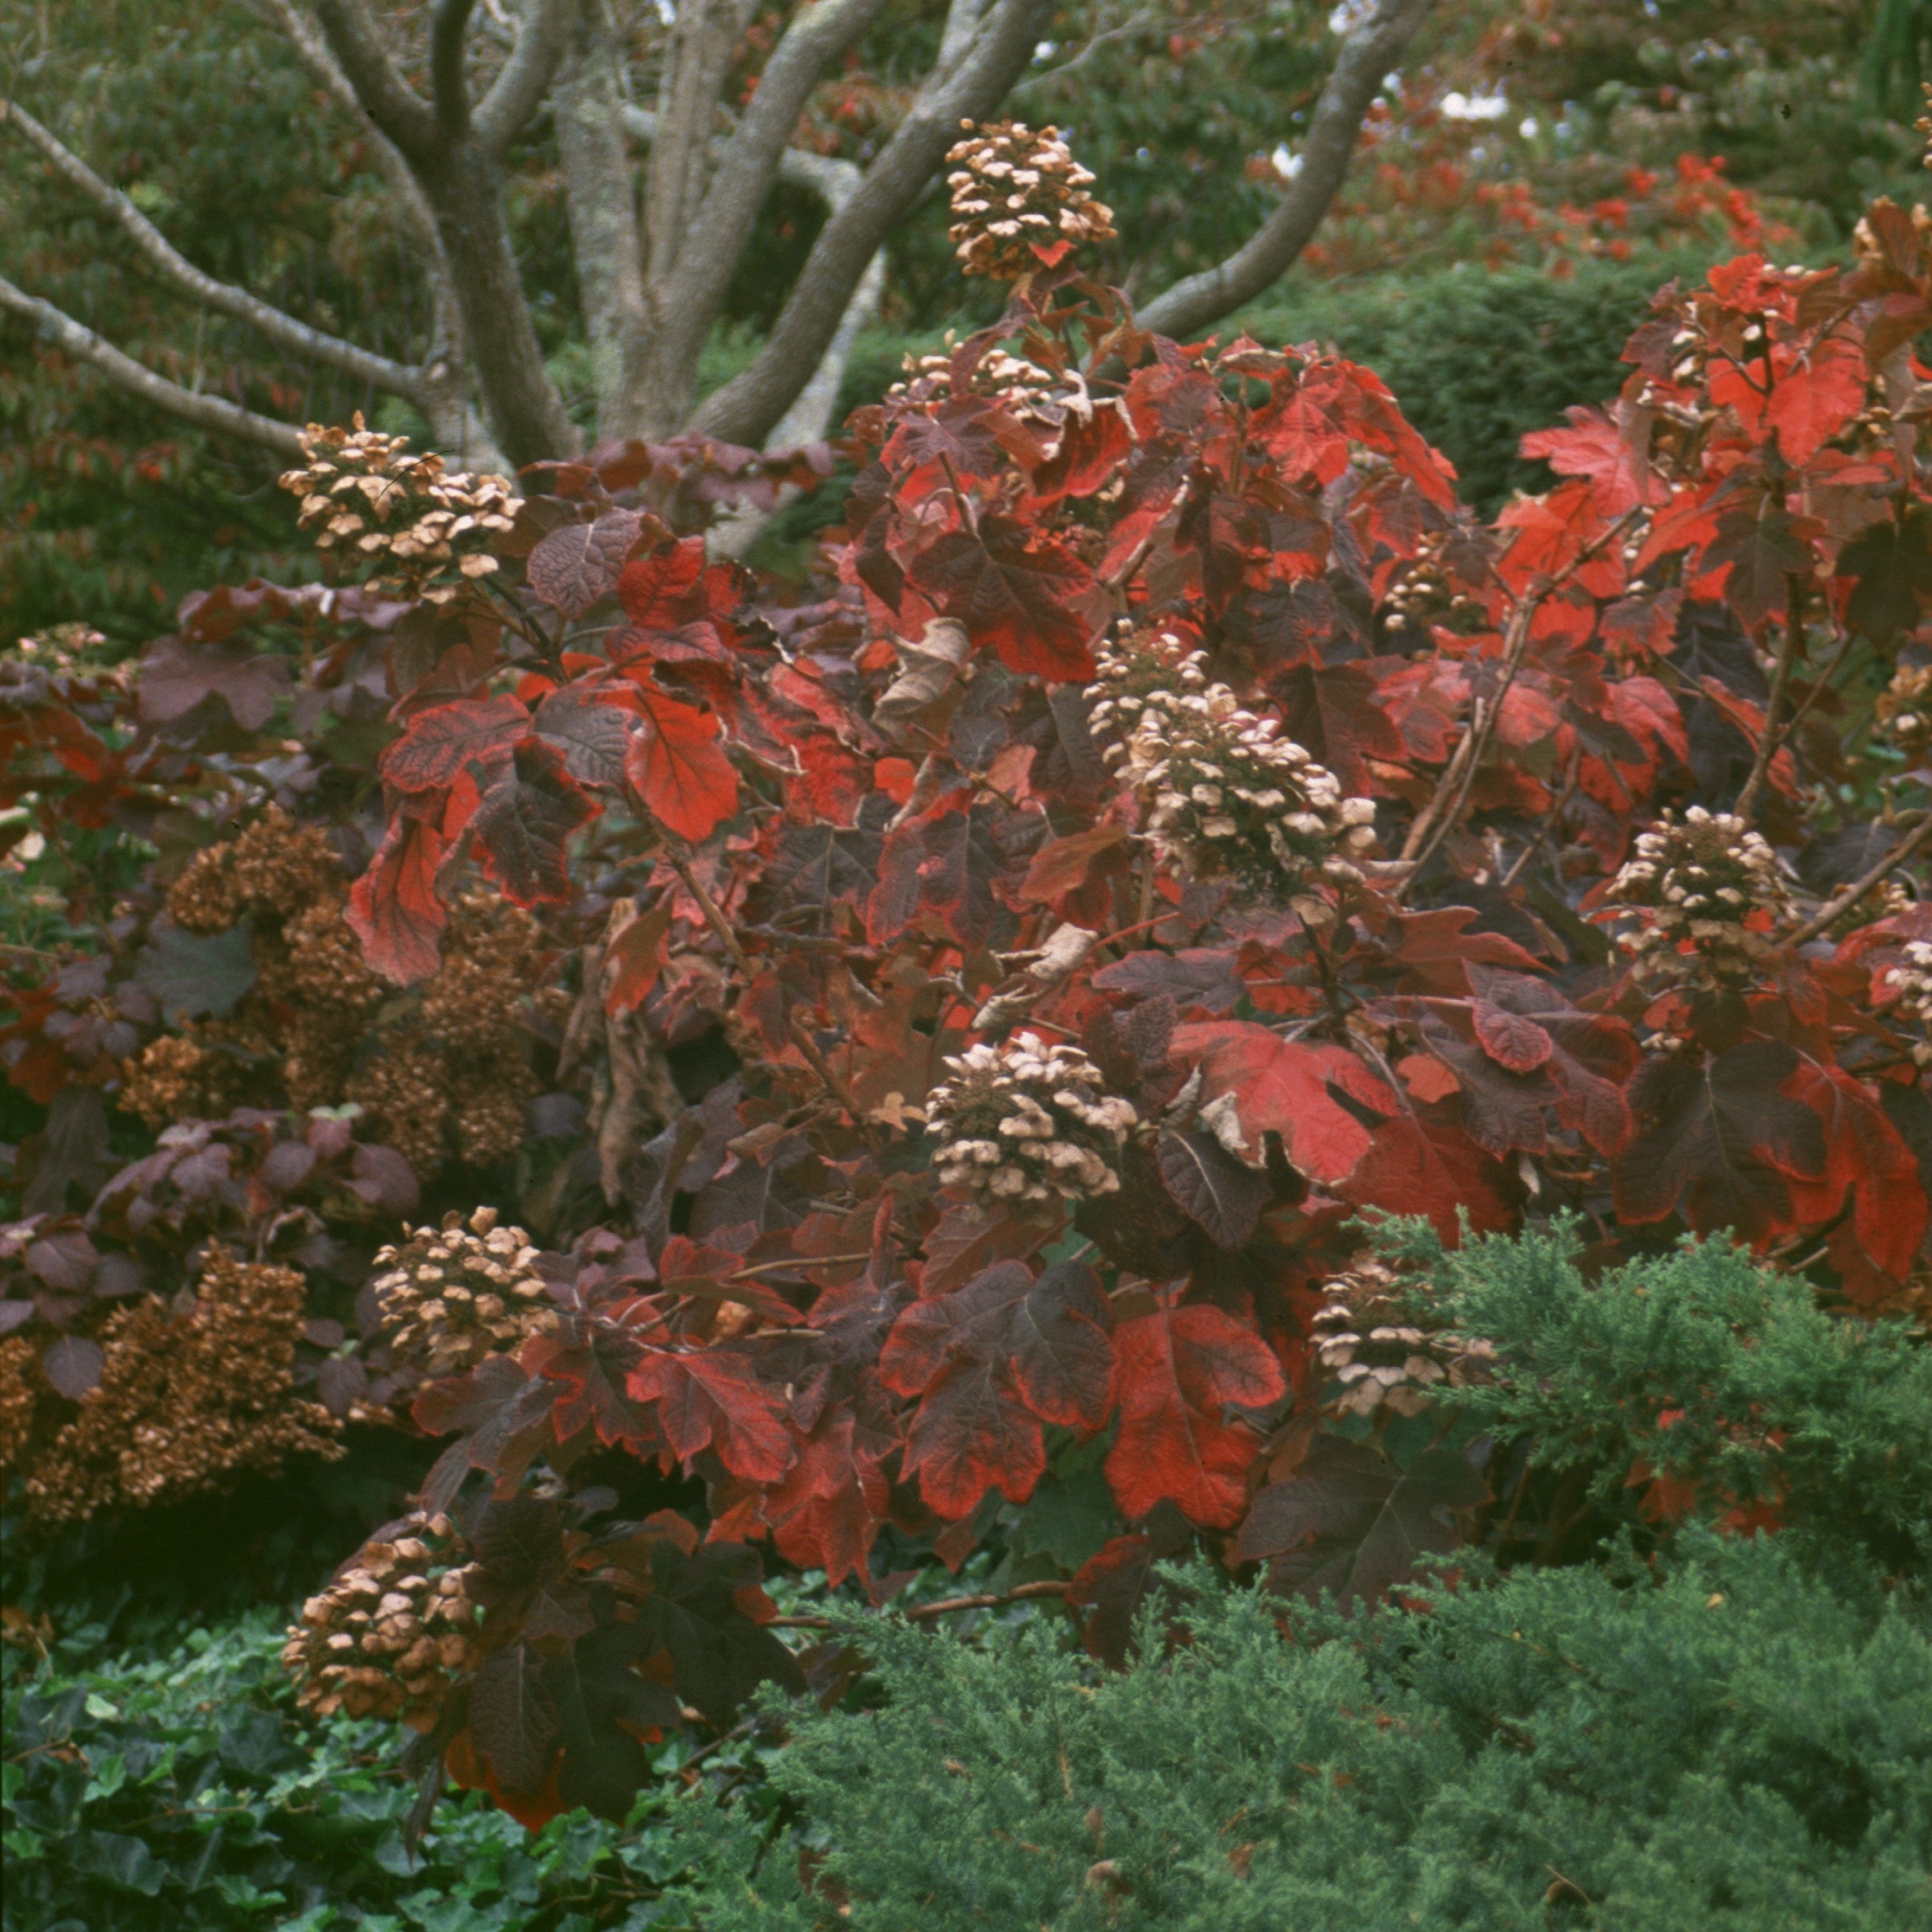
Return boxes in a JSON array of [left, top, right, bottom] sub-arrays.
[[7, 106, 1929, 1850], [650, 1228, 1932, 1930]]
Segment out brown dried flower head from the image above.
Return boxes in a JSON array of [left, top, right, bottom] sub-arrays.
[[282, 1511, 481, 1725], [1605, 806, 1791, 989], [1884, 939, 1932, 1069], [167, 805, 344, 934], [927, 1033, 1138, 1206], [279, 415, 516, 605], [1876, 662, 1932, 762], [1091, 634, 1378, 899], [945, 121, 1115, 280], [372, 1206, 555, 1375], [20, 1248, 342, 1528], [1311, 1258, 1495, 1419]]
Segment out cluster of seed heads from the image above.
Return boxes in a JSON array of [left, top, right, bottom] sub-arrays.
[[282, 1513, 480, 1724], [371, 1206, 554, 1376], [1886, 941, 1932, 1067], [1876, 663, 1932, 761], [1089, 633, 1377, 898], [887, 342, 1067, 417], [945, 121, 1115, 280], [1605, 807, 1791, 987], [1380, 530, 1483, 636], [926, 1034, 1137, 1206], [279, 416, 515, 605], [1310, 1259, 1495, 1419]]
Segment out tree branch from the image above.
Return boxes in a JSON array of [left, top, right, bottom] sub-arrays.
[[556, 13, 650, 433], [1785, 813, 1932, 948], [690, 0, 1058, 449], [0, 276, 306, 458], [655, 0, 893, 399], [314, 0, 580, 464], [474, 0, 580, 157], [310, 0, 439, 160], [1138, 0, 1438, 340], [1, 98, 424, 400], [430, 0, 479, 138]]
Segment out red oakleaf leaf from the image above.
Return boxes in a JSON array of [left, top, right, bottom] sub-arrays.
[[626, 1346, 794, 1483], [759, 1410, 890, 1586], [616, 687, 739, 842], [1778, 1056, 1927, 1283], [1263, 659, 1406, 797], [1612, 1042, 1826, 1248], [1759, 335, 1866, 466], [138, 636, 291, 731], [1170, 1022, 1394, 1183], [347, 814, 448, 985], [527, 510, 645, 618], [1520, 402, 1663, 517], [878, 1260, 1114, 1518], [617, 537, 709, 630], [1334, 1110, 1517, 1241], [379, 694, 531, 796], [914, 517, 1101, 679], [1104, 1303, 1284, 1528], [470, 740, 596, 906], [1472, 1001, 1554, 1073]]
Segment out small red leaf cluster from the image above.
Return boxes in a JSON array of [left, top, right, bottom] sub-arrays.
[[6, 209, 1930, 1831]]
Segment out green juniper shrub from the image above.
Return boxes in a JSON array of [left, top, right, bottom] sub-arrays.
[[1376, 1218, 1932, 1578], [658, 1536, 1932, 1932], [647, 1229, 1932, 1931]]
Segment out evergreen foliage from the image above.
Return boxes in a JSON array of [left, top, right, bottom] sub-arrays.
[[662, 1537, 1932, 1932], [651, 1230, 1932, 1932]]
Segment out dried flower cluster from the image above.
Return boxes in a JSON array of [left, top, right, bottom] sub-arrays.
[[926, 1034, 1137, 1206], [0, 1336, 42, 1481], [279, 415, 516, 604], [887, 343, 1069, 418], [1379, 528, 1483, 636], [945, 121, 1115, 280], [1311, 1258, 1494, 1418], [18, 1249, 341, 1527], [127, 822, 538, 1171], [372, 1206, 554, 1375], [1604, 807, 1791, 987], [345, 890, 542, 1171], [1092, 636, 1377, 898], [1885, 940, 1932, 1067], [282, 1512, 480, 1724], [1876, 662, 1932, 761]]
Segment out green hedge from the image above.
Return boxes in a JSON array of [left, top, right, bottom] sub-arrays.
[[666, 1536, 1932, 1932]]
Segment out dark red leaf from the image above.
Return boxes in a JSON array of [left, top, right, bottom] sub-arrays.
[[526, 510, 644, 618]]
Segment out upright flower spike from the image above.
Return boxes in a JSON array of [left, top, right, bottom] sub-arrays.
[[944, 121, 1116, 280], [1089, 632, 1378, 899], [926, 1033, 1138, 1206], [1604, 806, 1792, 990]]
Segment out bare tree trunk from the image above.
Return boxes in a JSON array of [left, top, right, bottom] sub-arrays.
[[311, 0, 582, 468], [1137, 0, 1439, 340], [690, 0, 1056, 450], [555, 11, 650, 438]]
